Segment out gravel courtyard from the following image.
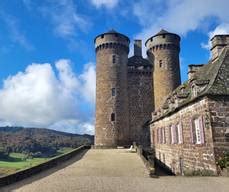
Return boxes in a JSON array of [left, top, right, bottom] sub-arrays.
[[1, 149, 229, 192]]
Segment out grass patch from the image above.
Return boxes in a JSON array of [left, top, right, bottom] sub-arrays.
[[0, 147, 74, 177]]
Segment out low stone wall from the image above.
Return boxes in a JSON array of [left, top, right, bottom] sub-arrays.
[[135, 145, 155, 177], [0, 145, 90, 187]]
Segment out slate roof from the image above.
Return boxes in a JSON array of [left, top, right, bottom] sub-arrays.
[[151, 46, 229, 122], [128, 55, 152, 67], [94, 29, 130, 43], [155, 29, 169, 36]]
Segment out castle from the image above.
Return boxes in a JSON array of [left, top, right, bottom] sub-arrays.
[[94, 29, 229, 175]]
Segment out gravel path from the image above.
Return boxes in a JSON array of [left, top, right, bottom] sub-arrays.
[[1, 149, 229, 192]]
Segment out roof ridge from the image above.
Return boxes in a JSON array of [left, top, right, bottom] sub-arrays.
[[204, 46, 229, 94]]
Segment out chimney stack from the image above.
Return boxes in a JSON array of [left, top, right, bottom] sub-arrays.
[[188, 64, 204, 80], [134, 40, 142, 57]]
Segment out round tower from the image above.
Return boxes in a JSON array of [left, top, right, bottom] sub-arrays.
[[94, 29, 130, 147], [145, 29, 181, 110]]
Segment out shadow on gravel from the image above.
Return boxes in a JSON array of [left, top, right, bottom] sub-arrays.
[[1, 149, 89, 192], [155, 161, 175, 177]]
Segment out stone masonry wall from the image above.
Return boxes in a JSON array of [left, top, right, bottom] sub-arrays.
[[95, 35, 130, 147], [146, 34, 181, 110], [150, 96, 218, 175], [127, 69, 153, 146], [207, 96, 229, 163]]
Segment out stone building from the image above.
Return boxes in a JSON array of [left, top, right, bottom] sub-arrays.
[[150, 35, 229, 175], [94, 29, 180, 148], [94, 29, 229, 175]]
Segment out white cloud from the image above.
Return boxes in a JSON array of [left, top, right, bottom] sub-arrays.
[[49, 119, 94, 135], [79, 63, 96, 103], [133, 0, 229, 42], [0, 59, 96, 134], [201, 23, 229, 50], [90, 0, 119, 9]]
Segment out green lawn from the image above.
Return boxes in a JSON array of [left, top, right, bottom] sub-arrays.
[[0, 147, 74, 177]]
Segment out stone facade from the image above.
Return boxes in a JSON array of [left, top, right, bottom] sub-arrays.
[[127, 43, 153, 145], [208, 96, 229, 164], [95, 30, 130, 147], [94, 29, 180, 148], [94, 29, 229, 176], [150, 36, 229, 175], [151, 97, 218, 175]]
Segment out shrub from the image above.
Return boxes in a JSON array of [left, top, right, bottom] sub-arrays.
[[216, 152, 229, 170]]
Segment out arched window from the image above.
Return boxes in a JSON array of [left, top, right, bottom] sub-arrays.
[[111, 113, 115, 122]]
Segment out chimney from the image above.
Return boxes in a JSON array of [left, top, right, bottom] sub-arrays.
[[188, 64, 204, 80], [211, 35, 229, 62], [134, 40, 142, 56]]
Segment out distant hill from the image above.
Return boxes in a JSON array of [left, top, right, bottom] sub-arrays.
[[0, 127, 94, 157]]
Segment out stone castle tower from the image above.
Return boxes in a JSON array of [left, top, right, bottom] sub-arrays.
[[95, 29, 180, 147], [146, 29, 181, 109], [94, 30, 130, 147]]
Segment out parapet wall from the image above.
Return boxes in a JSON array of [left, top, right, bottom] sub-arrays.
[[0, 145, 90, 187]]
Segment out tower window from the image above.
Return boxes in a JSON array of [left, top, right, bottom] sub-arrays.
[[111, 113, 115, 122], [112, 88, 116, 96], [162, 34, 166, 38], [112, 55, 116, 64], [159, 60, 162, 67], [101, 34, 104, 38]]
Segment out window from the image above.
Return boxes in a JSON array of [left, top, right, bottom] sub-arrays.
[[192, 85, 198, 97], [157, 128, 160, 144], [159, 60, 162, 68], [177, 122, 183, 144], [111, 113, 115, 122], [112, 55, 116, 64], [194, 119, 201, 144], [162, 127, 166, 144], [157, 128, 163, 144], [171, 125, 178, 144], [162, 34, 166, 38], [190, 116, 205, 144], [111, 88, 116, 96], [101, 34, 104, 38]]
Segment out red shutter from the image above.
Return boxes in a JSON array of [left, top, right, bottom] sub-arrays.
[[199, 116, 205, 144], [190, 119, 194, 144]]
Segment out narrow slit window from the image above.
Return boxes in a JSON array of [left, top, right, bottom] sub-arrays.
[[159, 60, 162, 68], [112, 55, 116, 64], [111, 113, 115, 122], [112, 88, 116, 96]]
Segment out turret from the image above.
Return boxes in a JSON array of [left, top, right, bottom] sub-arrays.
[[146, 29, 181, 110], [94, 29, 130, 147]]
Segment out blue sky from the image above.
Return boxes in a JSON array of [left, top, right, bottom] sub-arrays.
[[0, 0, 229, 134]]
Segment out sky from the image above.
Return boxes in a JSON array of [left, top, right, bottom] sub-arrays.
[[0, 0, 229, 135]]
